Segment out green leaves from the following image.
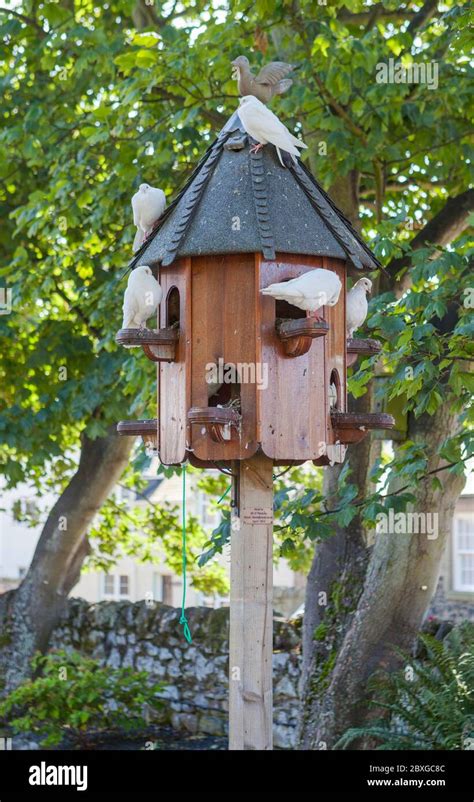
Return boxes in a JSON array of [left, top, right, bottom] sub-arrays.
[[0, 0, 471, 582], [336, 623, 474, 750], [0, 650, 165, 748]]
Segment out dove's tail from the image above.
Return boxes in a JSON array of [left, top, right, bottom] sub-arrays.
[[275, 147, 286, 168], [133, 228, 145, 253]]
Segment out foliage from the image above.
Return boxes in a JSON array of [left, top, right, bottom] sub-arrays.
[[87, 467, 230, 595], [0, 649, 165, 748], [0, 0, 472, 577], [198, 464, 320, 571], [336, 624, 474, 750]]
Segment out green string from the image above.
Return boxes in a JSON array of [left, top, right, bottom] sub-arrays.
[[179, 464, 192, 644], [217, 484, 231, 504]]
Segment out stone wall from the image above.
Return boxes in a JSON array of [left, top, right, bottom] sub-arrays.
[[428, 576, 474, 623], [50, 599, 302, 748]]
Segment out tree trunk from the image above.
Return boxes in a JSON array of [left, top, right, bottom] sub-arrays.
[[299, 389, 379, 746], [299, 401, 465, 748], [0, 426, 132, 692]]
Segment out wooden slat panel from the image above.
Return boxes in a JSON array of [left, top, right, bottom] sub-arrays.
[[259, 253, 330, 461], [159, 258, 190, 464], [323, 257, 346, 446], [191, 254, 258, 462], [321, 256, 347, 465]]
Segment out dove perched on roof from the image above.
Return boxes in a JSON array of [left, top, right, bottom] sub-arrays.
[[131, 183, 166, 253], [346, 277, 372, 338], [237, 95, 307, 166], [261, 268, 342, 314], [122, 266, 163, 337], [231, 55, 294, 104]]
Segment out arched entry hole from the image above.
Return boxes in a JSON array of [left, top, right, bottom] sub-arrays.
[[273, 277, 307, 320], [166, 286, 180, 327], [329, 369, 341, 411]]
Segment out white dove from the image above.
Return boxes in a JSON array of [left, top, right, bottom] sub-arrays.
[[346, 277, 372, 338], [122, 266, 163, 336], [237, 95, 307, 166], [261, 268, 342, 316], [131, 183, 166, 253]]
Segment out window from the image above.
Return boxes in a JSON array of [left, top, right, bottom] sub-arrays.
[[153, 573, 164, 602], [115, 485, 136, 505], [197, 491, 218, 528], [453, 516, 474, 592], [102, 574, 130, 600], [162, 575, 173, 606]]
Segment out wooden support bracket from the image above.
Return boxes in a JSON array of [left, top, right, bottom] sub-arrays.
[[346, 337, 382, 367], [331, 411, 395, 444], [188, 406, 241, 444], [276, 318, 329, 357], [117, 419, 158, 452], [115, 327, 179, 363]]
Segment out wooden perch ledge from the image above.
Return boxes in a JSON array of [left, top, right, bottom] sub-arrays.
[[188, 406, 242, 444], [276, 318, 329, 357], [117, 419, 158, 451], [115, 327, 179, 362], [331, 411, 395, 444], [346, 337, 382, 367]]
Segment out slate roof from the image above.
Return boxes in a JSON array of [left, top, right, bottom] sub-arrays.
[[132, 111, 380, 271]]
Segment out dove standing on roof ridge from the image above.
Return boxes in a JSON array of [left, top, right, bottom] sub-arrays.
[[237, 95, 307, 166], [346, 277, 372, 338], [231, 55, 294, 104], [261, 268, 342, 317], [122, 265, 163, 342], [131, 183, 166, 253]]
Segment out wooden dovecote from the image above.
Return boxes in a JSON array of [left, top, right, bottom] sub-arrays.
[[116, 111, 394, 465]]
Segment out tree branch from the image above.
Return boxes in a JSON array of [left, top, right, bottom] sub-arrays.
[[52, 278, 101, 339], [387, 188, 474, 285], [407, 0, 438, 34], [338, 4, 416, 26], [0, 5, 45, 35]]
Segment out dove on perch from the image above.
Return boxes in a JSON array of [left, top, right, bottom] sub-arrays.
[[346, 277, 372, 338], [261, 268, 342, 317], [231, 55, 294, 104], [237, 95, 307, 166], [122, 265, 163, 338], [131, 183, 166, 253]]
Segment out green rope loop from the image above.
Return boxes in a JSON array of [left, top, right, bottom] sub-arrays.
[[217, 484, 232, 504], [180, 464, 192, 644]]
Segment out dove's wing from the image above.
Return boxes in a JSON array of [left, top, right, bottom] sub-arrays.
[[274, 78, 293, 96], [148, 188, 166, 217], [288, 269, 341, 306], [347, 288, 367, 333], [255, 61, 294, 85], [241, 102, 303, 154], [131, 193, 141, 226], [122, 287, 140, 329]]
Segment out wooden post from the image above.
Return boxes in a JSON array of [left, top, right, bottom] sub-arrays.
[[229, 453, 273, 750]]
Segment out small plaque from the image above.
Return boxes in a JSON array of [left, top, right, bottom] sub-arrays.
[[242, 507, 274, 525]]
